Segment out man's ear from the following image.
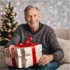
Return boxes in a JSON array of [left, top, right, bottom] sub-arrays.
[[39, 14, 41, 20]]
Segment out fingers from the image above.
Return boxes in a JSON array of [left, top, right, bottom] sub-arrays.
[[9, 45, 15, 55], [6, 45, 15, 58], [11, 49, 15, 58], [38, 55, 49, 66], [38, 55, 45, 63], [6, 48, 11, 58]]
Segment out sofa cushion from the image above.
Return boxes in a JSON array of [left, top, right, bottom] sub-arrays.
[[56, 64, 69, 70], [57, 38, 70, 65]]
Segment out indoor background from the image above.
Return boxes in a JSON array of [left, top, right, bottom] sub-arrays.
[[0, 0, 70, 29]]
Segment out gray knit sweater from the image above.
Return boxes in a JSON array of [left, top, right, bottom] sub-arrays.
[[5, 23, 64, 61]]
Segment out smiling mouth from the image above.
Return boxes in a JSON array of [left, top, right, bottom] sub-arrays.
[[30, 21, 37, 24]]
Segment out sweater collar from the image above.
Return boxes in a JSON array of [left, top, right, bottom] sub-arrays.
[[27, 22, 43, 35]]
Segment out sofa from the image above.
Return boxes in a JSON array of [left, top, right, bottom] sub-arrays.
[[0, 28, 70, 70]]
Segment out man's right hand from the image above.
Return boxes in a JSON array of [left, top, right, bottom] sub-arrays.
[[6, 45, 15, 58]]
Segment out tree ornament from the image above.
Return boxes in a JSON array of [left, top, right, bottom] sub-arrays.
[[2, 15, 5, 18], [10, 4, 12, 9], [11, 11, 15, 16], [0, 38, 3, 41], [6, 18, 10, 22], [15, 23, 17, 26], [12, 29, 15, 32], [0, 2, 18, 45], [2, 20, 4, 23], [8, 29, 11, 32], [12, 28, 16, 32], [7, 22, 12, 27], [7, 9, 10, 13], [8, 34, 12, 38], [0, 33, 1, 36], [3, 26, 6, 29], [8, 19, 10, 22], [1, 28, 3, 32], [5, 29, 7, 32], [1, 37, 3, 39], [4, 38, 10, 41]]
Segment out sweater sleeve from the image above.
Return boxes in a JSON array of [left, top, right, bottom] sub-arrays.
[[48, 28, 64, 61], [4, 26, 21, 48]]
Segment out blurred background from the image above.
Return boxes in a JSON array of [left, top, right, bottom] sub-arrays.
[[0, 0, 70, 29]]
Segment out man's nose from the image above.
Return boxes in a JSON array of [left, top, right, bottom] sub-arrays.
[[31, 16, 35, 21]]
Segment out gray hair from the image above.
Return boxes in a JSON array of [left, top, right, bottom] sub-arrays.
[[24, 5, 40, 17]]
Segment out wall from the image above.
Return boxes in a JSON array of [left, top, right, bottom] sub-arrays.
[[0, 0, 69, 29]]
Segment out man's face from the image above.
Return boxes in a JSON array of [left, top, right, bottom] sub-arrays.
[[25, 8, 40, 29]]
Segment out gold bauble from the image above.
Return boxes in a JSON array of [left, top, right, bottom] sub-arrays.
[[0, 34, 1, 36], [10, 5, 12, 9], [3, 26, 6, 29], [12, 29, 15, 32], [4, 38, 10, 41], [11, 12, 15, 16], [7, 9, 10, 13], [15, 24, 17, 26], [7, 22, 12, 27], [8, 19, 10, 22], [2, 15, 5, 18], [1, 28, 3, 32], [2, 20, 4, 23], [0, 37, 3, 41], [6, 18, 10, 22], [8, 29, 11, 33], [1, 37, 3, 39], [0, 39, 3, 41], [12, 28, 16, 32], [5, 29, 7, 32]]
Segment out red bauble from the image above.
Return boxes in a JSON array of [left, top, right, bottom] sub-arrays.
[[8, 34, 12, 38]]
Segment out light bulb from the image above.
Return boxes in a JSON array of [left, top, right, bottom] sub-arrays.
[[50, 6, 52, 8], [2, 0, 5, 2], [51, 0, 53, 2], [54, 23, 56, 25], [14, 8, 16, 10], [65, 19, 67, 22], [64, 13, 67, 15], [50, 10, 52, 12], [58, 2, 62, 6], [18, 21, 20, 22], [0, 8, 3, 10], [55, 10, 58, 14], [0, 5, 3, 7], [54, 5, 56, 7], [7, 0, 10, 2], [1, 12, 2, 14], [51, 24, 53, 26], [16, 15, 18, 17], [66, 27, 68, 29], [17, 2, 20, 6], [20, 9, 22, 11]]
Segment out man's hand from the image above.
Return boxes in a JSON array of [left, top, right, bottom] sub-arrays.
[[38, 55, 53, 66], [6, 45, 15, 58]]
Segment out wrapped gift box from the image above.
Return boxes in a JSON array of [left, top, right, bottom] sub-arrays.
[[5, 44, 42, 68], [5, 35, 42, 68]]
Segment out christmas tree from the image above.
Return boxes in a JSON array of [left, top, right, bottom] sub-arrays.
[[0, 2, 18, 46]]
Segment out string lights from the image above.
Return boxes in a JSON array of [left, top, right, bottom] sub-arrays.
[[0, 0, 69, 29]]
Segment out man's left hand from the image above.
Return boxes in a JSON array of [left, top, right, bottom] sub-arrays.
[[38, 55, 53, 66]]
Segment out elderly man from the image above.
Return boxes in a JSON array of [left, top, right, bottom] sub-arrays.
[[5, 5, 64, 70]]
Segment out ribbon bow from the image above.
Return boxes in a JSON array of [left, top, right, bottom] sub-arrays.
[[12, 35, 38, 67]]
